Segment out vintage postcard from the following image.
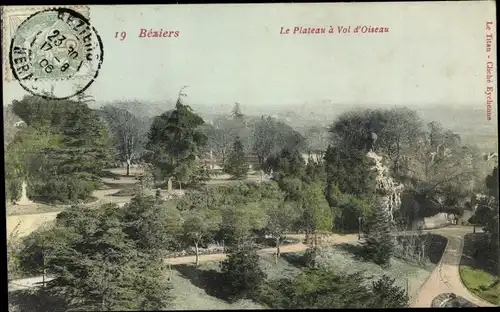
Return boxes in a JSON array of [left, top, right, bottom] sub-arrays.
[[3, 2, 498, 310]]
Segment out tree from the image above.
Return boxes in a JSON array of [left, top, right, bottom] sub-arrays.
[[100, 104, 150, 176], [377, 107, 422, 175], [3, 104, 23, 148], [232, 102, 244, 120], [484, 167, 499, 256], [220, 247, 267, 302], [202, 116, 240, 168], [362, 197, 394, 267], [220, 202, 268, 248], [328, 187, 372, 234], [147, 99, 207, 189], [401, 122, 478, 214], [225, 136, 248, 179], [252, 116, 306, 166], [368, 275, 409, 308], [29, 204, 174, 310], [121, 195, 182, 257], [7, 96, 112, 204], [259, 267, 409, 309], [265, 200, 300, 262], [324, 144, 376, 198], [253, 116, 278, 166], [304, 125, 329, 156], [182, 208, 221, 266], [264, 147, 306, 179], [301, 182, 333, 246]]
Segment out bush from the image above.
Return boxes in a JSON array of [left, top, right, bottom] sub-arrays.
[[304, 246, 320, 268], [31, 173, 98, 204]]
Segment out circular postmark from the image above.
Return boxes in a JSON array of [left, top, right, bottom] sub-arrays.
[[9, 8, 103, 100]]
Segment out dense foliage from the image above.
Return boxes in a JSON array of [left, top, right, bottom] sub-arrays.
[[5, 96, 112, 204], [258, 267, 409, 308]]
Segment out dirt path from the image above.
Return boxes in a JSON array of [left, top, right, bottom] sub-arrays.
[[165, 234, 359, 265], [410, 227, 496, 307]]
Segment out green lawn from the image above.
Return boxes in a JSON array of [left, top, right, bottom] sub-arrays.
[[459, 265, 500, 305], [167, 245, 431, 309]]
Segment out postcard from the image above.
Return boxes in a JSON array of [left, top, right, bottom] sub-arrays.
[[3, 2, 498, 310]]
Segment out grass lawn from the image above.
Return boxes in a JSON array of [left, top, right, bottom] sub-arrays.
[[169, 253, 302, 310], [459, 233, 499, 305], [295, 245, 432, 300], [168, 244, 431, 309], [459, 266, 499, 305]]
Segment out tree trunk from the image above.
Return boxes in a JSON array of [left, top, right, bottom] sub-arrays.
[[126, 159, 131, 176], [275, 236, 281, 264], [41, 247, 46, 288], [194, 241, 199, 266]]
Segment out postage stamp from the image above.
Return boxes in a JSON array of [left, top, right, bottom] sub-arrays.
[[6, 6, 103, 99], [2, 5, 90, 82]]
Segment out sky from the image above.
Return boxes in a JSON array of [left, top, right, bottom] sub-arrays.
[[2, 2, 497, 111]]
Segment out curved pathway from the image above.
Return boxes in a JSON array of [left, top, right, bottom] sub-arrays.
[[410, 226, 496, 307]]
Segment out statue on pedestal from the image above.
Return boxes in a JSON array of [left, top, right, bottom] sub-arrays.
[[16, 181, 34, 206]]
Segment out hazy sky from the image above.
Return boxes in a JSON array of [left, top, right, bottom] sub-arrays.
[[3, 2, 496, 109]]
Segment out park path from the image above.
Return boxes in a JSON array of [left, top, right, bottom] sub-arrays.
[[165, 233, 358, 265], [410, 226, 496, 307], [6, 188, 131, 239]]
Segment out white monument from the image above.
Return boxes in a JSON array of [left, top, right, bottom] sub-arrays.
[[16, 181, 34, 206]]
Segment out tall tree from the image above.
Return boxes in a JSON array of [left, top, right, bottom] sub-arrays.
[[225, 136, 248, 179], [221, 247, 267, 302], [304, 125, 329, 157], [401, 122, 478, 209], [301, 182, 333, 246], [8, 96, 112, 204], [182, 208, 222, 266], [220, 202, 268, 248], [201, 116, 240, 169], [147, 99, 208, 189], [324, 145, 376, 198], [232, 102, 244, 120], [100, 104, 150, 176], [265, 200, 300, 262], [253, 116, 279, 166], [29, 204, 173, 310], [361, 197, 394, 267], [264, 147, 306, 179]]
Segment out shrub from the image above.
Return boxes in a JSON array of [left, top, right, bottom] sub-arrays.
[[31, 173, 97, 204]]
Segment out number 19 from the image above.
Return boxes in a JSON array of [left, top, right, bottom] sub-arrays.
[[115, 31, 126, 41]]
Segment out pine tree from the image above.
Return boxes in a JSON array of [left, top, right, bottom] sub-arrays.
[[232, 102, 244, 120], [225, 136, 248, 179], [361, 197, 394, 267], [221, 247, 267, 302]]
